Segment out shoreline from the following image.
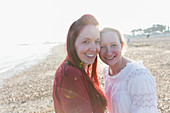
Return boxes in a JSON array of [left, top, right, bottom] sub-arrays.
[[0, 44, 66, 112], [0, 43, 57, 87]]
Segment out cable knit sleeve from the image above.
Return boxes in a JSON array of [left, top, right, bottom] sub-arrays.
[[128, 68, 159, 113]]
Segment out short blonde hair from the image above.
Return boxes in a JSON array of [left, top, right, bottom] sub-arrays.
[[100, 27, 127, 55]]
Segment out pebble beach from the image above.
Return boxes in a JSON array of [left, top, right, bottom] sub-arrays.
[[0, 37, 169, 113]]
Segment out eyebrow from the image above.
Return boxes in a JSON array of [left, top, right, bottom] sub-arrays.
[[100, 42, 117, 45], [81, 37, 100, 40]]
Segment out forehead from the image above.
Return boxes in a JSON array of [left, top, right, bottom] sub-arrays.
[[100, 31, 120, 43], [77, 25, 100, 40]]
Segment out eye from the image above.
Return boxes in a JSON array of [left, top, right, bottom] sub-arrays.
[[111, 44, 116, 47], [95, 40, 100, 44], [83, 40, 89, 44], [100, 46, 105, 49]]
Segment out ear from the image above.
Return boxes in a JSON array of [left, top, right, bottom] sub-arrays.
[[121, 44, 123, 48]]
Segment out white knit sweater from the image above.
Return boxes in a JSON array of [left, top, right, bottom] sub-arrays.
[[103, 61, 158, 113]]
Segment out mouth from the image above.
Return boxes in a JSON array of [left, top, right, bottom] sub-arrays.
[[104, 55, 116, 60], [85, 53, 96, 58]]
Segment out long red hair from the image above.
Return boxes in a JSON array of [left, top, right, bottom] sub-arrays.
[[64, 14, 107, 111]]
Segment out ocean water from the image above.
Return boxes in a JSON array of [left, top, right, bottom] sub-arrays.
[[0, 42, 59, 86]]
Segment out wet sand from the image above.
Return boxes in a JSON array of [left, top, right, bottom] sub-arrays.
[[0, 37, 169, 113]]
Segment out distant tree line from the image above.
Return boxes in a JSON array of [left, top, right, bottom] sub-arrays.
[[131, 24, 169, 36]]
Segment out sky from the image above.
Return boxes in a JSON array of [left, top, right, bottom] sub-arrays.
[[0, 0, 170, 45]]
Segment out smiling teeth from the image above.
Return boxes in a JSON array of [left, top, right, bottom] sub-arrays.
[[105, 56, 115, 60], [86, 54, 95, 57]]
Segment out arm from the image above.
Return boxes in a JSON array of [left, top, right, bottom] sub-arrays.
[[54, 66, 93, 113], [128, 68, 159, 113]]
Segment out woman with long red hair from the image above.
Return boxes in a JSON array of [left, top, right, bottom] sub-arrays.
[[52, 14, 107, 113]]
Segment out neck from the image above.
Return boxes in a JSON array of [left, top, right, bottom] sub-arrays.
[[109, 57, 125, 76]]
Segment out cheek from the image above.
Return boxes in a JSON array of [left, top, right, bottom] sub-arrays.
[[99, 51, 106, 63], [97, 45, 100, 53], [76, 46, 87, 54], [99, 50, 105, 57], [75, 48, 80, 57], [112, 47, 121, 52]]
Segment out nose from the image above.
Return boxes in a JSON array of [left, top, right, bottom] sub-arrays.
[[106, 47, 112, 56], [89, 42, 99, 52]]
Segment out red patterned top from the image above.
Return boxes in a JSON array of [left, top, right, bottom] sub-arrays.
[[53, 64, 105, 113]]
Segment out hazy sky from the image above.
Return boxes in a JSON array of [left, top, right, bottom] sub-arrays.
[[0, 0, 170, 44]]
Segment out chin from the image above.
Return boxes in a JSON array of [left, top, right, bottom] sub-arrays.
[[104, 61, 114, 66], [84, 60, 95, 65]]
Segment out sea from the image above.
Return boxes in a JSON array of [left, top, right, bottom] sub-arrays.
[[0, 42, 62, 86]]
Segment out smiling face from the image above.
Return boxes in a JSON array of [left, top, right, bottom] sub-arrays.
[[99, 31, 123, 66], [75, 25, 100, 66]]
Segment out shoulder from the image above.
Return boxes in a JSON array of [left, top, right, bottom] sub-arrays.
[[119, 61, 146, 80], [129, 61, 154, 81], [128, 61, 155, 82], [54, 64, 83, 84], [125, 61, 147, 76], [63, 65, 84, 81], [128, 65, 157, 94], [57, 65, 86, 91], [128, 61, 145, 69], [65, 65, 82, 74]]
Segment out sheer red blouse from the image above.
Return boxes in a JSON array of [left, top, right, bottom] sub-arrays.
[[52, 64, 105, 113]]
